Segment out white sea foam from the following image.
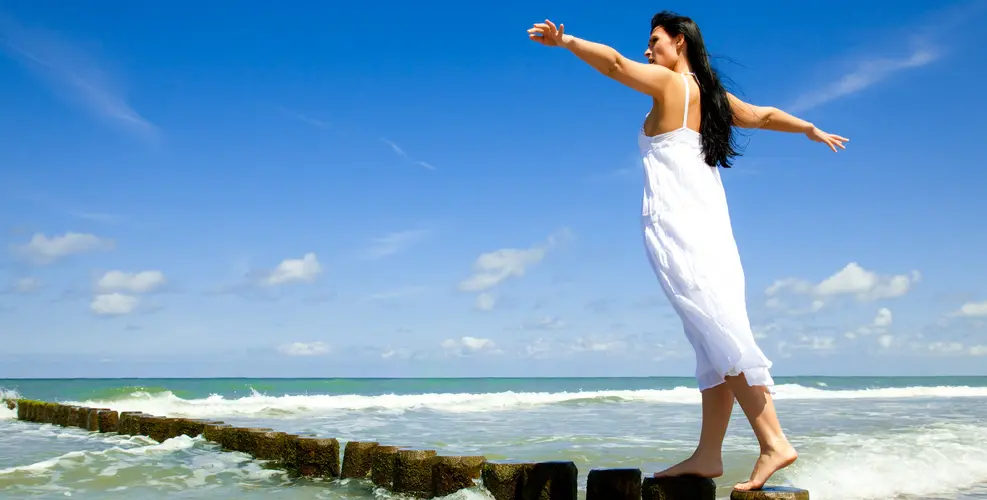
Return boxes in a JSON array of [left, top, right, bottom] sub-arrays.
[[0, 387, 20, 420], [0, 435, 199, 476], [786, 422, 987, 500], [62, 384, 987, 419]]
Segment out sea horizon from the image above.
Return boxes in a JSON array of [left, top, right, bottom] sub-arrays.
[[4, 373, 987, 380]]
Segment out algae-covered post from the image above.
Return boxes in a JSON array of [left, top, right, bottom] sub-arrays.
[[585, 468, 642, 500], [521, 461, 578, 500], [431, 455, 486, 497], [294, 437, 341, 479], [252, 431, 290, 462], [481, 461, 535, 500], [642, 475, 717, 500], [229, 427, 276, 454], [341, 441, 379, 479], [730, 486, 810, 500], [370, 445, 403, 488], [96, 409, 120, 433], [391, 448, 438, 498]]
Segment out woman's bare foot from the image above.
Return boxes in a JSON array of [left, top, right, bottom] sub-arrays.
[[653, 452, 723, 479], [733, 442, 798, 491]]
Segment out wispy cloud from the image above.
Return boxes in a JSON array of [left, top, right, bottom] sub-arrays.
[[381, 138, 407, 157], [381, 137, 438, 171], [2, 187, 129, 225], [277, 106, 329, 128], [366, 285, 428, 301], [789, 1, 987, 113], [0, 12, 157, 140], [361, 228, 430, 260], [66, 210, 128, 224], [789, 46, 938, 113]]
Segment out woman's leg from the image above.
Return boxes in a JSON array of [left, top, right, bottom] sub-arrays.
[[654, 381, 734, 478], [724, 373, 798, 490]]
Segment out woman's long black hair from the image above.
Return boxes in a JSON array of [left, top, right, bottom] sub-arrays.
[[651, 11, 741, 168]]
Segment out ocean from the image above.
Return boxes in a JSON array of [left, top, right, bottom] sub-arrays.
[[1, 376, 986, 500]]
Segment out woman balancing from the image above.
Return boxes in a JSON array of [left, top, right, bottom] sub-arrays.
[[528, 11, 847, 491]]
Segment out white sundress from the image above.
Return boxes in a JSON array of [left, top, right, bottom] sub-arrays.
[[639, 72, 774, 391]]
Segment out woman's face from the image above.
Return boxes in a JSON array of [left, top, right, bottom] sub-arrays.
[[644, 26, 681, 68]]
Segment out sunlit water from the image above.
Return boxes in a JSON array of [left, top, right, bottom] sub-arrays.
[[2, 377, 987, 500]]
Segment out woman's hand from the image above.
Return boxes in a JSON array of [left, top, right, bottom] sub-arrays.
[[528, 19, 571, 47], [806, 127, 849, 152]]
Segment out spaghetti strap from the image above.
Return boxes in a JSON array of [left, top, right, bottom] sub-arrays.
[[680, 72, 690, 129]]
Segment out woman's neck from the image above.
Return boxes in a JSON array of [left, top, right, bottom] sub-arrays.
[[673, 61, 693, 74]]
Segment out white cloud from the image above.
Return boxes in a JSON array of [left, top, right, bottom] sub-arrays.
[[381, 347, 413, 360], [520, 332, 677, 360], [817, 263, 919, 300], [763, 296, 824, 316], [752, 322, 779, 340], [518, 315, 567, 331], [263, 253, 322, 286], [362, 229, 429, 260], [801, 335, 836, 351], [873, 308, 893, 327], [767, 262, 920, 303], [789, 45, 937, 113], [440, 336, 498, 356], [459, 228, 571, 296], [14, 277, 41, 293], [96, 270, 166, 293], [459, 248, 547, 292], [91, 293, 138, 316], [952, 300, 987, 318], [475, 292, 497, 311], [845, 308, 894, 340], [277, 342, 330, 356], [367, 286, 428, 301], [12, 231, 114, 264], [524, 338, 553, 358], [570, 335, 629, 353], [765, 278, 814, 296], [0, 13, 157, 139], [927, 341, 965, 354], [969, 345, 987, 357], [878, 334, 894, 349], [777, 334, 838, 358]]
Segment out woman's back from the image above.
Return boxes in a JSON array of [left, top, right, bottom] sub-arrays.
[[641, 72, 703, 138]]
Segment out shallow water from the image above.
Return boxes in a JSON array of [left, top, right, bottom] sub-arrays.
[[2, 377, 987, 500]]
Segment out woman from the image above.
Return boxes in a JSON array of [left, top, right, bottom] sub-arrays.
[[528, 11, 847, 491]]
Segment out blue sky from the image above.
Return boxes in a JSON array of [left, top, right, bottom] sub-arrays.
[[1, 0, 986, 379]]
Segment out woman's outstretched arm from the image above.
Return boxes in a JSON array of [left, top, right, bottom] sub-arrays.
[[727, 93, 810, 132], [527, 20, 675, 100], [728, 93, 849, 152]]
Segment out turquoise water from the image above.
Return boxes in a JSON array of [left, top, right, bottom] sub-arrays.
[[2, 376, 987, 499]]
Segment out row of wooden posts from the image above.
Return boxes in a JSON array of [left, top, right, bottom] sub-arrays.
[[10, 399, 806, 500]]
